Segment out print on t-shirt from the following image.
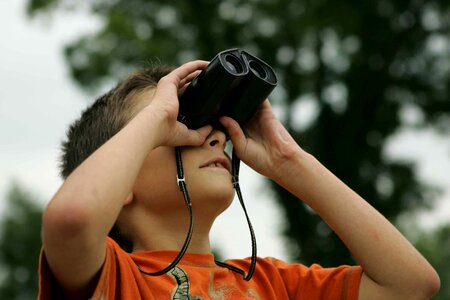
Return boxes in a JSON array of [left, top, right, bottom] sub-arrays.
[[169, 265, 260, 300], [170, 266, 202, 300]]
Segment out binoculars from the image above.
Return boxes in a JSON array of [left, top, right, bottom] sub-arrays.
[[178, 48, 277, 129]]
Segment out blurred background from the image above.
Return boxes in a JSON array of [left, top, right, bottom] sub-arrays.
[[0, 0, 449, 298]]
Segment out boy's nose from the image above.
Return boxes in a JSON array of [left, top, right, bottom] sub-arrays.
[[206, 130, 227, 149]]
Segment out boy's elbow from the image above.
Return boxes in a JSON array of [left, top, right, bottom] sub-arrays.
[[382, 264, 441, 300], [405, 265, 441, 300], [42, 196, 93, 245], [422, 267, 440, 299]]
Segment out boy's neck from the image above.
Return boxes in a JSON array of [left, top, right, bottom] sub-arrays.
[[128, 210, 215, 254]]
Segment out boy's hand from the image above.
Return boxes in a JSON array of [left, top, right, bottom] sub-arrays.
[[146, 60, 213, 147], [220, 100, 304, 181]]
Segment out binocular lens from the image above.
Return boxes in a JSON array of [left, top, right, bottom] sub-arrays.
[[249, 60, 268, 79], [224, 54, 244, 74]]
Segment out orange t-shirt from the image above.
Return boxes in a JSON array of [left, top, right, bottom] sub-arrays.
[[39, 238, 362, 299]]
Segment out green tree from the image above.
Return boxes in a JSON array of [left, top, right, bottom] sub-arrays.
[[26, 0, 450, 266], [0, 182, 42, 299]]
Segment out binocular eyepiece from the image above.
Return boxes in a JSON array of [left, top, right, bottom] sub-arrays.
[[178, 48, 277, 129]]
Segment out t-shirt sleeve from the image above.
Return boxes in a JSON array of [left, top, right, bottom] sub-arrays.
[[38, 249, 67, 300], [266, 257, 362, 300], [39, 238, 154, 300], [91, 238, 150, 299], [38, 238, 121, 300]]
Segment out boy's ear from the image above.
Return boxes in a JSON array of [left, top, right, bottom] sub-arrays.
[[124, 192, 134, 206]]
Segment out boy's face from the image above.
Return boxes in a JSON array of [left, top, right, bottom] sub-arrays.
[[132, 129, 235, 218], [128, 89, 235, 221]]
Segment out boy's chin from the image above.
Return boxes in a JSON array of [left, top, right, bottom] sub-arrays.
[[197, 186, 235, 203], [192, 174, 233, 192], [191, 183, 235, 208]]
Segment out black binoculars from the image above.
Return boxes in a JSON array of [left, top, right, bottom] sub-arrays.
[[178, 48, 277, 129]]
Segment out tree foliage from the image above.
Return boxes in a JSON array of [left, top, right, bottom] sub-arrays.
[[26, 0, 450, 266], [0, 183, 42, 299]]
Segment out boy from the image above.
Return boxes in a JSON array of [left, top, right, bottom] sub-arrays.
[[39, 60, 440, 299]]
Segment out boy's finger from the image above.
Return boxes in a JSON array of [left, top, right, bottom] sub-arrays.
[[219, 117, 246, 149], [178, 70, 202, 95], [179, 69, 202, 88], [182, 125, 213, 146], [170, 60, 209, 83], [195, 125, 213, 142], [155, 61, 208, 99]]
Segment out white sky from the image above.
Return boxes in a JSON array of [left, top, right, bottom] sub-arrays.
[[0, 0, 449, 262]]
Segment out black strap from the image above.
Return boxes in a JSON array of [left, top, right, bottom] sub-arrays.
[[134, 147, 257, 281], [214, 150, 257, 281], [133, 147, 193, 276]]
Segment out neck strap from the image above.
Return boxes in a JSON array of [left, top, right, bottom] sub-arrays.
[[134, 146, 257, 281], [133, 147, 193, 276], [215, 150, 257, 280]]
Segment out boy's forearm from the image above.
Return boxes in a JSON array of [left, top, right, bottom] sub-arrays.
[[46, 107, 164, 240], [274, 152, 439, 298]]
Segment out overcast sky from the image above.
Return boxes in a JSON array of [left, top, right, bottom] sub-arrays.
[[1, 0, 449, 262]]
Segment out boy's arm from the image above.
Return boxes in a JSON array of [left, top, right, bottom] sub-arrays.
[[42, 61, 210, 298], [275, 152, 440, 299], [221, 100, 440, 300]]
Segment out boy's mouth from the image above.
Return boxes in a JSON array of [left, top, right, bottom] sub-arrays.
[[200, 157, 231, 173]]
